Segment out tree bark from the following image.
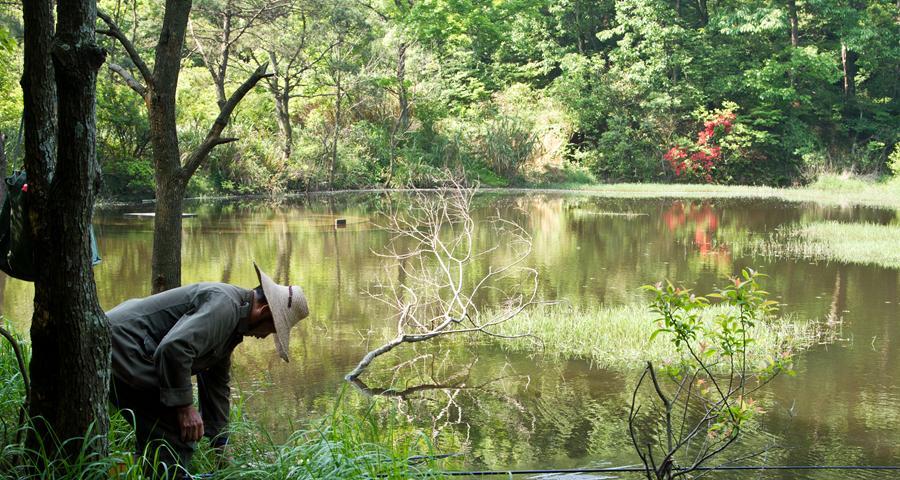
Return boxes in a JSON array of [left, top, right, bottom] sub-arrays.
[[21, 0, 57, 187], [787, 0, 799, 47], [23, 0, 111, 461], [151, 175, 186, 293], [841, 42, 857, 97]]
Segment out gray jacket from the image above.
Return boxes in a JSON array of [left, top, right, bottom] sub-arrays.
[[107, 282, 252, 438]]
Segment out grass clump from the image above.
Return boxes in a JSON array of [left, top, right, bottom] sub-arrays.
[[491, 304, 821, 370], [738, 221, 900, 270], [194, 391, 440, 479]]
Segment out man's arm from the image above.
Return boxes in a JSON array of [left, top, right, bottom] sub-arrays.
[[153, 290, 238, 441]]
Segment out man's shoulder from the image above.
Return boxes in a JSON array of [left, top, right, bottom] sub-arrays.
[[194, 283, 251, 305], [194, 282, 249, 295]]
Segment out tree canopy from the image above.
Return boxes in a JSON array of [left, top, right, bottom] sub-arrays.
[[0, 0, 897, 193]]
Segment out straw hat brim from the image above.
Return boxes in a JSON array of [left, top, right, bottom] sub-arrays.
[[254, 262, 309, 362]]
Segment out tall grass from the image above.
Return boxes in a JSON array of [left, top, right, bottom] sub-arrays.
[[192, 388, 440, 479], [488, 304, 831, 370], [0, 323, 439, 479]]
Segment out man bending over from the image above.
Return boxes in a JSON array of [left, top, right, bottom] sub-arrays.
[[107, 263, 309, 477]]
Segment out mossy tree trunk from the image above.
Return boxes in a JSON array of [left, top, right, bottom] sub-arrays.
[[22, 0, 111, 460]]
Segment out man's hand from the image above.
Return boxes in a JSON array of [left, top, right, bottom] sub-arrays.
[[176, 405, 204, 442]]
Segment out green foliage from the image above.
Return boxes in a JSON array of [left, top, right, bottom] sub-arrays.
[[643, 269, 790, 376], [631, 270, 794, 478], [5, 0, 895, 195], [888, 144, 900, 178], [0, 321, 28, 445], [0, 22, 22, 137]]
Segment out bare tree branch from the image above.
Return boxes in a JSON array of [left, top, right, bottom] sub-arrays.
[[97, 10, 153, 88], [346, 178, 542, 380], [107, 62, 146, 96]]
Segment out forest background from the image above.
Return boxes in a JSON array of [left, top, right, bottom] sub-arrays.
[[0, 0, 898, 198]]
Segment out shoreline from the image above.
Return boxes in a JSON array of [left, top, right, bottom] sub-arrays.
[[96, 178, 900, 210]]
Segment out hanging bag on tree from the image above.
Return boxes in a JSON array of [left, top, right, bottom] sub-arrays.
[[0, 171, 101, 281]]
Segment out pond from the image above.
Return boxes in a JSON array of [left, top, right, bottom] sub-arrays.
[[2, 191, 899, 478]]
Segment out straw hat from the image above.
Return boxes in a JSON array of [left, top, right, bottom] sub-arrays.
[[254, 262, 309, 362]]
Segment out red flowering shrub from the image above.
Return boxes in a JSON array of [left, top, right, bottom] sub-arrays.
[[664, 113, 735, 183]]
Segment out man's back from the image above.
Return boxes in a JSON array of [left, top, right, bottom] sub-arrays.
[[107, 282, 251, 401]]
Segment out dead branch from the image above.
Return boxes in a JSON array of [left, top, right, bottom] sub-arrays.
[[346, 179, 540, 380]]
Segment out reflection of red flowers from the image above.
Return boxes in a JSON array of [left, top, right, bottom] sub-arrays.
[[664, 113, 735, 183], [663, 201, 729, 258]]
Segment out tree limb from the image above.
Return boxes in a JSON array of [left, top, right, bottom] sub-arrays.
[[182, 62, 273, 178], [97, 10, 154, 88], [107, 62, 147, 96]]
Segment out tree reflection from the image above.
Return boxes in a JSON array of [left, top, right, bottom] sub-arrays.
[[346, 349, 533, 448]]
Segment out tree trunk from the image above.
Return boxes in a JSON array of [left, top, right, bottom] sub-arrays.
[[151, 175, 186, 293], [330, 67, 341, 189], [24, 0, 111, 461], [386, 41, 409, 186], [787, 0, 799, 47], [397, 41, 410, 135], [21, 0, 57, 186], [147, 75, 185, 292], [841, 42, 857, 97], [144, 0, 192, 293], [696, 0, 708, 26], [274, 87, 293, 160], [0, 132, 7, 200]]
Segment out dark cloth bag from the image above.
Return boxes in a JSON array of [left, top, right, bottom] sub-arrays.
[[0, 171, 101, 281]]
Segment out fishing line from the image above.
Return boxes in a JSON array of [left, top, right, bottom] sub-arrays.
[[432, 464, 900, 477]]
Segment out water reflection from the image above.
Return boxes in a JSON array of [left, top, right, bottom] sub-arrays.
[[2, 192, 899, 475]]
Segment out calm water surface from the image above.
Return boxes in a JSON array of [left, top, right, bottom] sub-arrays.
[[2, 192, 899, 478]]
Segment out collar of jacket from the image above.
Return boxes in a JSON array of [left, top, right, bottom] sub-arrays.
[[235, 289, 253, 336]]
